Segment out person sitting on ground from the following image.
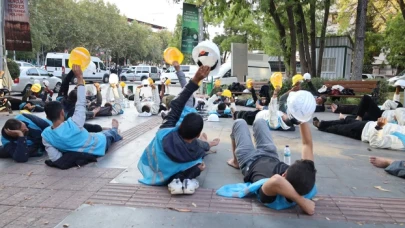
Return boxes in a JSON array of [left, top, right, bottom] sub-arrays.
[[235, 82, 269, 109], [233, 86, 297, 130], [331, 86, 403, 120], [42, 65, 123, 162], [0, 114, 51, 162], [369, 157, 405, 179], [313, 110, 405, 150], [138, 65, 220, 195], [121, 87, 134, 101], [279, 74, 326, 113], [208, 97, 235, 118], [4, 85, 46, 113], [219, 119, 316, 215], [135, 83, 160, 117], [42, 80, 54, 102]]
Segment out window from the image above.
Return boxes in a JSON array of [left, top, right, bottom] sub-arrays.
[[38, 69, 49, 76], [321, 58, 336, 72], [151, 67, 158, 73], [135, 67, 142, 74], [27, 68, 38, 76], [93, 62, 99, 69], [223, 70, 232, 78], [65, 60, 69, 68], [46, 58, 62, 67], [180, 66, 190, 72], [99, 62, 106, 71], [142, 67, 149, 73]]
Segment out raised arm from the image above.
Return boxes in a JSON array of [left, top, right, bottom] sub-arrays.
[[71, 66, 86, 128], [150, 85, 161, 115], [134, 86, 143, 113], [394, 86, 401, 102], [173, 61, 187, 88], [300, 122, 314, 161], [58, 70, 75, 98], [160, 66, 211, 129]]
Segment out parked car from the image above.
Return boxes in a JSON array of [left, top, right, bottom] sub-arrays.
[[15, 61, 35, 70], [161, 65, 199, 84], [120, 66, 159, 82], [45, 53, 110, 83], [12, 67, 62, 94], [362, 74, 374, 80]]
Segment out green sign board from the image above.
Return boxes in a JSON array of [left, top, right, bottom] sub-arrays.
[[181, 3, 199, 54]]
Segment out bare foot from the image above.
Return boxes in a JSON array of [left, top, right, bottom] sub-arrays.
[[209, 138, 220, 147], [339, 113, 346, 120], [92, 107, 101, 117], [331, 103, 337, 113], [356, 116, 362, 121], [112, 119, 119, 129], [227, 158, 239, 169], [369, 157, 393, 168]]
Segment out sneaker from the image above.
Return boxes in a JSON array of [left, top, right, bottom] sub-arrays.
[[183, 179, 199, 195], [160, 110, 168, 119], [168, 178, 183, 195]]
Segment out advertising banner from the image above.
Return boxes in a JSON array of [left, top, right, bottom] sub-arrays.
[[181, 3, 199, 54], [4, 0, 33, 51]]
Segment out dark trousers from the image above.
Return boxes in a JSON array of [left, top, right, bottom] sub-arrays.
[[318, 118, 367, 140], [234, 110, 260, 125], [84, 123, 102, 133], [356, 95, 384, 121]]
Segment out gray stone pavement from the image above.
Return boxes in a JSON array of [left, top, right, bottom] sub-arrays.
[[0, 84, 404, 227]]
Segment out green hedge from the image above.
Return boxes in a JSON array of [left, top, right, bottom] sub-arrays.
[[6, 59, 20, 80]]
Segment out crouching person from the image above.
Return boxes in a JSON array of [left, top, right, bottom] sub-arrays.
[[41, 65, 123, 163], [138, 66, 220, 195]]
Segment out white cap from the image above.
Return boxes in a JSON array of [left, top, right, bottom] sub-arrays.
[[109, 73, 119, 84], [207, 114, 219, 122], [43, 80, 49, 87], [287, 90, 316, 123], [394, 80, 405, 88], [142, 79, 149, 85], [303, 73, 311, 80], [192, 40, 221, 77]]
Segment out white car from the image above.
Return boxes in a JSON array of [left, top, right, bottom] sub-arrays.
[[161, 65, 198, 84], [12, 67, 62, 94], [15, 61, 35, 70]]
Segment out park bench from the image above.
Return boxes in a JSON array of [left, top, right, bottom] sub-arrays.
[[231, 82, 268, 96], [322, 80, 380, 101]]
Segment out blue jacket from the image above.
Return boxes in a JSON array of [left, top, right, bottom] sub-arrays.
[[138, 81, 209, 185], [1, 114, 51, 162], [216, 178, 317, 210]]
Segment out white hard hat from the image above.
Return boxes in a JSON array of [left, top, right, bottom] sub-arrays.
[[394, 80, 405, 88], [109, 73, 119, 84], [303, 73, 311, 80], [207, 114, 219, 122], [142, 79, 149, 86], [43, 80, 49, 87], [287, 90, 316, 123], [192, 40, 221, 77]]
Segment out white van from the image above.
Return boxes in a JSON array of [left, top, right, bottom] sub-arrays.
[[45, 53, 110, 83], [161, 65, 199, 84]]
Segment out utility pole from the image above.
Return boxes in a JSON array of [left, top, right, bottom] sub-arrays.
[[0, 0, 5, 71]]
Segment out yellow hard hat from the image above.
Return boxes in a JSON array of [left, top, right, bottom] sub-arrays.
[[292, 74, 304, 86], [31, 83, 41, 93], [68, 47, 91, 71], [165, 79, 171, 85], [214, 79, 221, 87], [120, 82, 126, 88], [163, 47, 184, 65], [222, 89, 232, 98], [148, 77, 154, 85], [246, 79, 253, 89], [270, 72, 283, 89]]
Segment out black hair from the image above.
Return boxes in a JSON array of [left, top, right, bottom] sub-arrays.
[[217, 103, 227, 111], [285, 160, 317, 195], [4, 119, 22, 131], [178, 113, 204, 140], [141, 105, 151, 113], [44, 101, 64, 122], [105, 103, 112, 107], [68, 89, 77, 103], [320, 95, 327, 104]]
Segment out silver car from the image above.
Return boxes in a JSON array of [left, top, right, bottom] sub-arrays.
[[12, 68, 62, 94]]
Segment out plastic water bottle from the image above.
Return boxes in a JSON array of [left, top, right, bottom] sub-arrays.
[[284, 145, 291, 165]]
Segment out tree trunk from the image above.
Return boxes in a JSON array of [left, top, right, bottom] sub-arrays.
[[316, 0, 331, 78], [310, 0, 316, 77], [295, 3, 308, 74], [297, 3, 312, 76], [352, 0, 369, 81], [286, 5, 297, 75], [278, 56, 282, 72], [398, 0, 405, 21], [269, 0, 292, 77]]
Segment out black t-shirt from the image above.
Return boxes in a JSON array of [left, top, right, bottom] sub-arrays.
[[243, 156, 289, 183]]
